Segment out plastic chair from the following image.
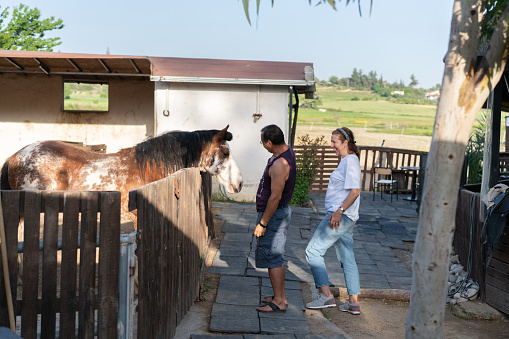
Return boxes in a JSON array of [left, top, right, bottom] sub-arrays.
[[373, 167, 399, 202]]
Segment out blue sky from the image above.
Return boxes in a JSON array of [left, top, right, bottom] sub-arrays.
[[1, 1, 453, 88]]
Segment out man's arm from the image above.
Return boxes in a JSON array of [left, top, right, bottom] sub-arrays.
[[254, 158, 290, 237]]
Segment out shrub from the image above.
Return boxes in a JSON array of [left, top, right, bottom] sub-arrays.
[[465, 112, 486, 184], [291, 134, 325, 205]]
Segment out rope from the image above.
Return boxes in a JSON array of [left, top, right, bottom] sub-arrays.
[[219, 185, 254, 205], [447, 193, 480, 301]]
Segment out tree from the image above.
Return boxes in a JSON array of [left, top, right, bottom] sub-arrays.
[[409, 73, 419, 87], [0, 4, 64, 51]]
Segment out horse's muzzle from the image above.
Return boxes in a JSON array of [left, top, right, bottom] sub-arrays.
[[229, 181, 243, 193]]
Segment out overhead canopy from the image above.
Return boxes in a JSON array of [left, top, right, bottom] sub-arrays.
[[0, 50, 315, 93]]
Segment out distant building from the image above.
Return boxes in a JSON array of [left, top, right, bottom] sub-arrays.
[[425, 90, 440, 101], [391, 90, 405, 96]]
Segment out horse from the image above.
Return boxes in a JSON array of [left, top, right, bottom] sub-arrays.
[[1, 125, 243, 225]]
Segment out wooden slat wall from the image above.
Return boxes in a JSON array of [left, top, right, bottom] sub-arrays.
[[134, 168, 212, 339], [0, 190, 121, 338], [455, 189, 509, 316], [294, 145, 425, 193], [485, 223, 509, 315], [453, 190, 485, 291]]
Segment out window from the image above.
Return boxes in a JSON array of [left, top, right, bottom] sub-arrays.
[[63, 81, 109, 112]]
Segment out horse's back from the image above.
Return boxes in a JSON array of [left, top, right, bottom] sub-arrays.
[[6, 140, 119, 191]]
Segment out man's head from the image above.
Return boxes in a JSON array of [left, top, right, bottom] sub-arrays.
[[260, 124, 285, 146]]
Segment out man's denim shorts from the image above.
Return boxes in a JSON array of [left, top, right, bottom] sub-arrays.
[[255, 205, 291, 269]]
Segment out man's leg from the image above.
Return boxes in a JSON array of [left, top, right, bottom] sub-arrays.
[[257, 264, 286, 311]]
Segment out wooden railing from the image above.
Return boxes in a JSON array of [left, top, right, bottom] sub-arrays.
[[294, 145, 427, 193], [129, 168, 212, 338]]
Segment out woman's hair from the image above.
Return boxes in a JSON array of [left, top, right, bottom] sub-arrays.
[[333, 127, 360, 158]]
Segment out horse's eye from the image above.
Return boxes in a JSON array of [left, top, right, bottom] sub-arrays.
[[223, 152, 229, 157]]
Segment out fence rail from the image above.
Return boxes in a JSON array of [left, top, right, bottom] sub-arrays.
[[0, 190, 121, 338], [294, 145, 426, 193], [130, 169, 212, 339]]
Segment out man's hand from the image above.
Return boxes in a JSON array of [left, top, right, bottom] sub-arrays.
[[254, 223, 266, 237]]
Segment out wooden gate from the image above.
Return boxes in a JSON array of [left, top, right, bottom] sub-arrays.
[[130, 168, 212, 339], [0, 190, 120, 338]]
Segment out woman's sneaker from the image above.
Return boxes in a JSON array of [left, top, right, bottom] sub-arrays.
[[338, 299, 360, 315], [305, 293, 336, 309]]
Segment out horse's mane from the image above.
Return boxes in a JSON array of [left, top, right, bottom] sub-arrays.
[[134, 129, 232, 178]]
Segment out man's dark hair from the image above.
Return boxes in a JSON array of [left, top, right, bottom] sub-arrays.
[[261, 124, 285, 145]]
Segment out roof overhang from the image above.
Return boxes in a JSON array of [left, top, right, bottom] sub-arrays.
[[0, 51, 315, 93], [0, 50, 151, 80]]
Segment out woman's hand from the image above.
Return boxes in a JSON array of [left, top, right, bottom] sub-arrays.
[[328, 210, 342, 230]]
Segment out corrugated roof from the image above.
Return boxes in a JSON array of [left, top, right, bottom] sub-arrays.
[[0, 50, 315, 91]]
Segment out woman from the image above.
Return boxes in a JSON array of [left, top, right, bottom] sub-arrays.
[[305, 127, 361, 315]]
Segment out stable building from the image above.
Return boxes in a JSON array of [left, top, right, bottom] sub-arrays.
[[0, 50, 315, 200]]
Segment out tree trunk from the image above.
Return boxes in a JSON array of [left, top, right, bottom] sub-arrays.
[[406, 1, 509, 337]]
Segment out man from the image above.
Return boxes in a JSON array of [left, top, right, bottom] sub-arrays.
[[254, 124, 296, 313]]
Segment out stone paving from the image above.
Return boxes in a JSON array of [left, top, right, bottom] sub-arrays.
[[191, 192, 419, 337]]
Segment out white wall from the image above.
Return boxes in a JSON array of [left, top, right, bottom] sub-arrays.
[[0, 73, 155, 162], [154, 82, 290, 202]]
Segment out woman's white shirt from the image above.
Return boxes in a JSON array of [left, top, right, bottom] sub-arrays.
[[325, 154, 361, 221]]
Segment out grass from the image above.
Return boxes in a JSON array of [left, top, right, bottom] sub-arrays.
[[301, 85, 509, 138], [64, 93, 108, 111]]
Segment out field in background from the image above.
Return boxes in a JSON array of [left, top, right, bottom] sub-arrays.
[[295, 86, 509, 152]]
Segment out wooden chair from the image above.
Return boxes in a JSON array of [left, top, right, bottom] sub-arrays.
[[373, 167, 399, 202]]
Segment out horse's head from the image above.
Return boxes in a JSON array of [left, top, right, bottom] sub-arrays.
[[200, 125, 243, 193]]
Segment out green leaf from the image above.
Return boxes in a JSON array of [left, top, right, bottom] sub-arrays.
[[327, 0, 337, 10], [242, 0, 251, 25]]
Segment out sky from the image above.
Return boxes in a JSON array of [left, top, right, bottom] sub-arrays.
[[1, 0, 454, 89]]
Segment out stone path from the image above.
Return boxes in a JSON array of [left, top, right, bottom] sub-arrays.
[[187, 192, 419, 337]]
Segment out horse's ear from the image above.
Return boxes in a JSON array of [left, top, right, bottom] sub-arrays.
[[214, 125, 232, 142]]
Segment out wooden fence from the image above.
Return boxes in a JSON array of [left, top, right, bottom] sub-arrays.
[[0, 190, 120, 338], [294, 145, 426, 193], [455, 188, 509, 315], [130, 169, 212, 339]]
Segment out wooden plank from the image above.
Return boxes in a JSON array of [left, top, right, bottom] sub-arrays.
[[486, 273, 509, 292], [21, 191, 41, 339], [485, 284, 509, 315], [59, 192, 80, 338], [135, 187, 146, 339], [97, 192, 120, 339], [158, 178, 169, 338], [168, 177, 178, 337], [78, 192, 98, 339], [0, 191, 20, 327], [40, 192, 60, 339]]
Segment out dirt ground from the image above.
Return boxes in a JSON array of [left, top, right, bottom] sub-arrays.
[[194, 210, 509, 338]]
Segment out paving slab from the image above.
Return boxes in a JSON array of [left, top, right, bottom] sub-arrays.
[[209, 304, 260, 333], [260, 318, 310, 335]]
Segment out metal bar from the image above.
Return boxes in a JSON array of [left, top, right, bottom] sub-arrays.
[[98, 59, 112, 73], [117, 232, 136, 339], [34, 58, 50, 74], [4, 57, 23, 70], [0, 69, 150, 76], [67, 58, 82, 72], [130, 59, 141, 74]]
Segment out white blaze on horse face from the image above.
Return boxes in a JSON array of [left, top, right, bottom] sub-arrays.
[[208, 142, 243, 193]]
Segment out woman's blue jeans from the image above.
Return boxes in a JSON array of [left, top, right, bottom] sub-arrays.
[[305, 211, 361, 296]]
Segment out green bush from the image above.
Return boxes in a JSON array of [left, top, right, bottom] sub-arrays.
[[465, 112, 486, 184], [291, 134, 325, 205]]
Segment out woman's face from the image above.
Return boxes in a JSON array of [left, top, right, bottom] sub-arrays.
[[331, 133, 347, 156]]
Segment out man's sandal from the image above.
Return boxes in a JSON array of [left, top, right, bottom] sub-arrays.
[[257, 302, 286, 313], [259, 295, 288, 307]]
